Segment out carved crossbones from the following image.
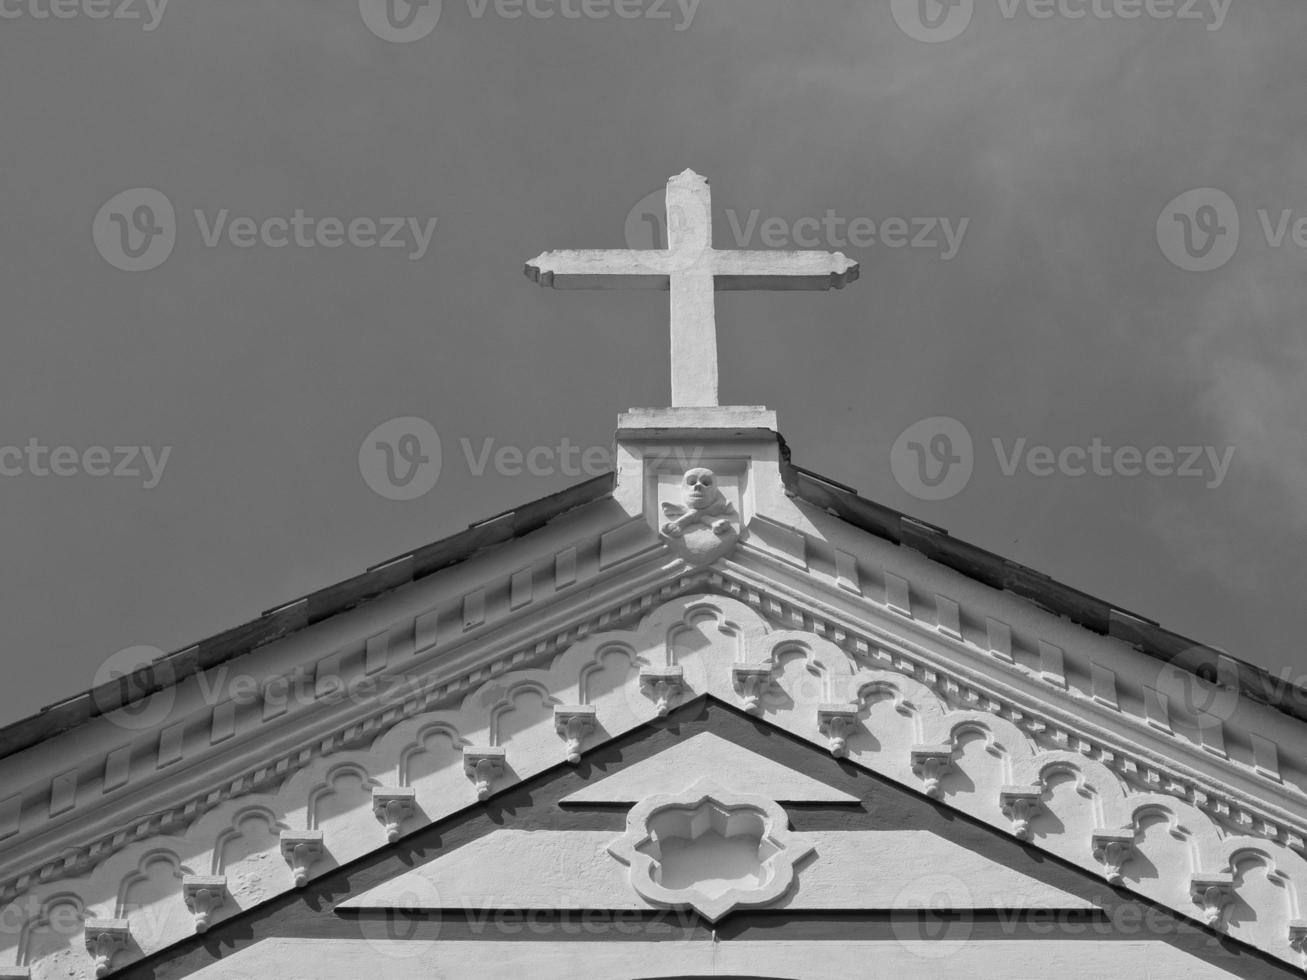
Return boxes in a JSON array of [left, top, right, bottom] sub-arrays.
[[661, 467, 734, 537]]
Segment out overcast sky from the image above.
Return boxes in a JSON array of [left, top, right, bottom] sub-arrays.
[[1, 0, 1304, 727]]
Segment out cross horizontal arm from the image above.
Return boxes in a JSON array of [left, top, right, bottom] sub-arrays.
[[524, 250, 673, 289], [709, 250, 860, 290], [525, 248, 861, 291]]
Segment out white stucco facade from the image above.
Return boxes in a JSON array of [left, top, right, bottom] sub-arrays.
[[0, 405, 1301, 979]]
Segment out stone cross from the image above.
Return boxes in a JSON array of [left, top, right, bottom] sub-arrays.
[[524, 169, 859, 407]]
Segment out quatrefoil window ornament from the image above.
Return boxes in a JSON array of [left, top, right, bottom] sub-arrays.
[[606, 779, 812, 922]]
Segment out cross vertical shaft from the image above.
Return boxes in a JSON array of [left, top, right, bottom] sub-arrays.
[[666, 171, 717, 406], [669, 269, 718, 407]]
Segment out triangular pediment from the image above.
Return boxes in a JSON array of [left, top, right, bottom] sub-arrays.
[[60, 700, 1285, 980], [342, 731, 1094, 916]]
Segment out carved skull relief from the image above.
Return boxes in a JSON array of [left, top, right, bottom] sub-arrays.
[[661, 468, 734, 538], [657, 466, 740, 567]]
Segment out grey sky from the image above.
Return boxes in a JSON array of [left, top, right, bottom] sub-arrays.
[[1, 0, 1304, 726]]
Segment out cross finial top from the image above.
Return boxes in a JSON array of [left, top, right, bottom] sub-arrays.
[[525, 169, 859, 407]]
